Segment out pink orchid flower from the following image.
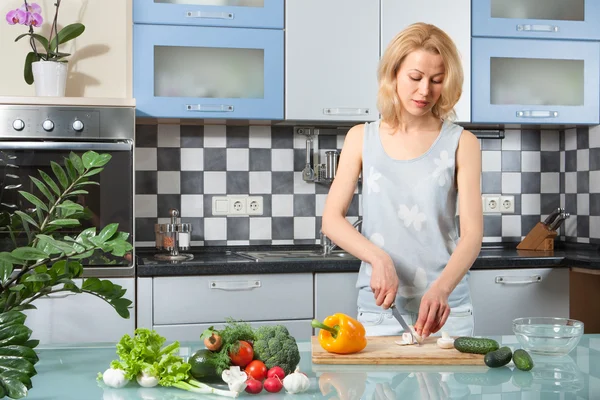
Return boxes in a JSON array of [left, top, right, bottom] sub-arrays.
[[5, 9, 27, 25], [19, 3, 42, 14], [18, 3, 44, 27], [27, 12, 43, 27]]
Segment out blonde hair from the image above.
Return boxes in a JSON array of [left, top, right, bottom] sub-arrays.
[[377, 22, 463, 129]]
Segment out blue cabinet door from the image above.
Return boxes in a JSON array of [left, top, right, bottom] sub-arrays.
[[133, 0, 283, 29], [473, 0, 600, 40], [472, 38, 599, 125], [133, 24, 283, 120]]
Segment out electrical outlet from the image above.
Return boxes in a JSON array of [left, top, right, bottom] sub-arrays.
[[482, 195, 501, 213], [247, 196, 263, 215], [500, 195, 515, 213], [228, 196, 247, 215]]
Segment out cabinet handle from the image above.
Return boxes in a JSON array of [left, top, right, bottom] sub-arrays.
[[186, 104, 234, 112], [210, 280, 261, 291], [516, 110, 558, 118], [323, 108, 371, 116], [495, 275, 542, 285], [517, 24, 559, 33], [186, 11, 234, 20]]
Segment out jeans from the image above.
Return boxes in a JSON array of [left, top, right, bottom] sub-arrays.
[[356, 303, 474, 337]]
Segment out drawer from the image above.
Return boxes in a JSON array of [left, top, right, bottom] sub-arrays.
[[153, 273, 313, 324], [153, 319, 314, 343]]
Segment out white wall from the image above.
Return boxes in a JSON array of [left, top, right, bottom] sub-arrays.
[[0, 0, 132, 98]]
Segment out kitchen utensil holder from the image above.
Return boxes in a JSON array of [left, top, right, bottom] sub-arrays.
[[154, 208, 193, 261], [517, 222, 558, 251]]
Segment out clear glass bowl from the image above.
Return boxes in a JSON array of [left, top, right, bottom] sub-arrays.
[[513, 317, 584, 356]]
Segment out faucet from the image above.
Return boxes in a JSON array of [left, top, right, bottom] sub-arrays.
[[320, 217, 362, 255]]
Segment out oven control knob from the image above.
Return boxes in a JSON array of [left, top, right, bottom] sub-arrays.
[[72, 120, 84, 132], [12, 119, 25, 131], [42, 119, 54, 131]]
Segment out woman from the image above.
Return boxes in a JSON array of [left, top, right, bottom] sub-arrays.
[[321, 22, 483, 339]]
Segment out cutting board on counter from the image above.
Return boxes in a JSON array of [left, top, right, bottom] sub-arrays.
[[311, 336, 485, 365]]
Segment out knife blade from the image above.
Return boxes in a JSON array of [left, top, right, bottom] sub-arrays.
[[390, 304, 413, 337], [543, 207, 563, 226]]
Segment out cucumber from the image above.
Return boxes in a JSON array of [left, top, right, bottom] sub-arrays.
[[454, 337, 500, 355], [484, 346, 512, 368], [188, 349, 222, 382], [513, 349, 534, 371]]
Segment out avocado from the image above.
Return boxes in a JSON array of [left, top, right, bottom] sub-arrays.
[[188, 349, 222, 382], [513, 349, 534, 371], [484, 346, 512, 368], [454, 337, 500, 355]]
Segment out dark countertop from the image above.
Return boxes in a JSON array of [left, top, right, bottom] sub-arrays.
[[135, 242, 600, 277]]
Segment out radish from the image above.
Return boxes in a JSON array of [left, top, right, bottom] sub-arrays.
[[263, 376, 283, 393], [267, 366, 285, 380], [245, 378, 263, 394]]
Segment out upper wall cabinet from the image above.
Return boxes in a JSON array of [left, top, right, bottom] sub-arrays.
[[285, 0, 379, 122], [133, 0, 283, 29], [472, 38, 599, 125], [381, 0, 471, 123], [133, 24, 283, 119], [472, 0, 600, 41]]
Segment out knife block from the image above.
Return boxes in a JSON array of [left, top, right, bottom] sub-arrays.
[[517, 222, 557, 251]]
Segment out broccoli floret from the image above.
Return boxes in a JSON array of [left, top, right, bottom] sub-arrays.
[[252, 325, 301, 375]]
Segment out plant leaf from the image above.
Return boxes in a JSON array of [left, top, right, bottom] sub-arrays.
[[35, 235, 74, 254], [64, 158, 77, 182], [47, 219, 80, 227], [49, 23, 85, 52], [0, 313, 26, 327], [23, 52, 39, 85], [14, 212, 38, 230], [0, 324, 31, 347], [29, 177, 55, 205], [50, 162, 68, 189], [0, 346, 38, 365], [23, 274, 51, 283], [110, 298, 132, 319], [69, 152, 84, 174], [97, 223, 118, 243], [0, 261, 13, 284], [70, 249, 94, 260], [82, 168, 103, 178], [0, 370, 29, 398], [18, 192, 47, 213], [10, 248, 47, 261], [8, 285, 24, 293], [0, 254, 23, 267], [38, 170, 61, 197], [66, 190, 88, 196]]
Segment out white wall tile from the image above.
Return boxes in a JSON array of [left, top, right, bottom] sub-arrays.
[[502, 130, 521, 150], [272, 194, 294, 216], [204, 218, 227, 240], [540, 130, 560, 151], [158, 124, 180, 147], [481, 151, 501, 172], [591, 216, 600, 239], [590, 125, 600, 148], [271, 149, 294, 171], [226, 149, 249, 171], [294, 217, 316, 239], [521, 152, 541, 172], [181, 195, 204, 217], [249, 126, 271, 148], [293, 172, 316, 194], [502, 173, 521, 193], [204, 171, 226, 194], [590, 171, 600, 193], [521, 194, 541, 215], [577, 194, 589, 215], [565, 128, 577, 151], [293, 133, 308, 149], [249, 172, 272, 194], [157, 171, 180, 194], [135, 148, 157, 171], [249, 218, 272, 240], [502, 215, 521, 237], [181, 148, 204, 171], [135, 195, 157, 217], [204, 125, 227, 147]]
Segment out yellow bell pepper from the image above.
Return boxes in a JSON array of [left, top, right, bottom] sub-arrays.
[[311, 313, 367, 354]]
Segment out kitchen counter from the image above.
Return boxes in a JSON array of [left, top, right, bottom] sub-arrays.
[[136, 242, 600, 277], [25, 335, 600, 399]]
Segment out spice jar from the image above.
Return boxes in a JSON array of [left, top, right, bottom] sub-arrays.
[[178, 223, 191, 249]]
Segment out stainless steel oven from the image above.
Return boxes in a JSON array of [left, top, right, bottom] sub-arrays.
[[0, 103, 135, 278]]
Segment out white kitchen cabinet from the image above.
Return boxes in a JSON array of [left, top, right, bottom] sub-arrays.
[[315, 272, 360, 322], [380, 0, 471, 123], [285, 0, 379, 122], [468, 268, 569, 336], [23, 278, 136, 345]]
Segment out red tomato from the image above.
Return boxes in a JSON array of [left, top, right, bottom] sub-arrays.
[[245, 360, 268, 381], [229, 340, 254, 367]]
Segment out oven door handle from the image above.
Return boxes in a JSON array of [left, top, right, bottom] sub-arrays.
[[0, 141, 132, 151]]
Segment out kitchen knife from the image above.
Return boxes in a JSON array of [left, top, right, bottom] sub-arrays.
[[543, 207, 563, 226], [549, 213, 570, 231], [390, 304, 414, 340]]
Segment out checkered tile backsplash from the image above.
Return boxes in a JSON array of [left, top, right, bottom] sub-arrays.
[[134, 124, 600, 247]]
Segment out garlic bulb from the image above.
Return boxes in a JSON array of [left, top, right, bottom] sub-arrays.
[[437, 331, 455, 349], [283, 366, 310, 394]]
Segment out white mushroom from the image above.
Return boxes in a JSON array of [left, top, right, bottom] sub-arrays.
[[437, 331, 455, 349]]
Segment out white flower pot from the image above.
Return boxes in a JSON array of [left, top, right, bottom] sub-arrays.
[[31, 60, 68, 97]]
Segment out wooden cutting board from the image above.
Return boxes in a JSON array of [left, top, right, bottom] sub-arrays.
[[311, 336, 485, 365]]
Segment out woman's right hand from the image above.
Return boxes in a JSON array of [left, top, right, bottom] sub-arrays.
[[370, 254, 399, 309]]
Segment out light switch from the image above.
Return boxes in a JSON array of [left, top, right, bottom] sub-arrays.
[[212, 197, 229, 215]]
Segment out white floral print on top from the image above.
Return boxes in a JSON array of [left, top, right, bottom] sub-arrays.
[[432, 150, 454, 186], [367, 166, 382, 194], [398, 204, 427, 231]]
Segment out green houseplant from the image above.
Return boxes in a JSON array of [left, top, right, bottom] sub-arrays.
[[0, 150, 133, 399], [5, 0, 85, 95]]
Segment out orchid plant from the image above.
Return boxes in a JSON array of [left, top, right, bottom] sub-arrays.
[[5, 0, 85, 85]]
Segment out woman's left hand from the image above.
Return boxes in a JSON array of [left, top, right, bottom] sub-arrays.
[[414, 285, 450, 339]]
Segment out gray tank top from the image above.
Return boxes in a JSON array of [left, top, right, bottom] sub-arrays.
[[356, 119, 472, 313]]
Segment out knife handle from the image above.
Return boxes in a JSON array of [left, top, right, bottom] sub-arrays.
[[543, 207, 564, 225]]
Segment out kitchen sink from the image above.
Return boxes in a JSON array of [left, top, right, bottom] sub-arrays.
[[236, 249, 358, 262]]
